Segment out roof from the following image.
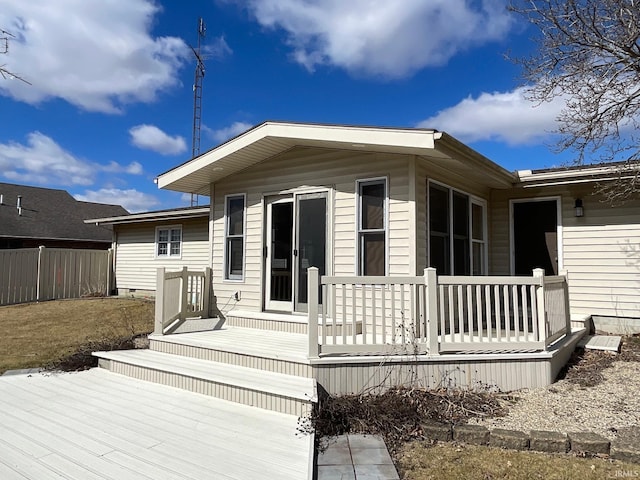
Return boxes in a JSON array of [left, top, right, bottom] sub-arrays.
[[157, 121, 517, 195], [0, 182, 128, 243], [85, 205, 210, 225], [517, 161, 640, 187]]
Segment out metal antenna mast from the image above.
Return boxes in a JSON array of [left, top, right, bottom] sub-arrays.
[[190, 18, 206, 207]]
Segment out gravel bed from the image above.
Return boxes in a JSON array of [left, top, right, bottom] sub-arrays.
[[469, 360, 640, 440]]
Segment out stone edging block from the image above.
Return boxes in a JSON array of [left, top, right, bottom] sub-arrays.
[[419, 421, 617, 460]]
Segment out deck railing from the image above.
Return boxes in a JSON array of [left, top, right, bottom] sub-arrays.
[[307, 267, 572, 357], [154, 267, 211, 335]]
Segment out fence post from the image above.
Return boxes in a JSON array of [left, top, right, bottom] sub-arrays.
[[425, 268, 439, 355], [154, 267, 166, 335], [533, 268, 547, 346], [106, 248, 113, 297], [308, 267, 319, 358], [36, 246, 45, 302]]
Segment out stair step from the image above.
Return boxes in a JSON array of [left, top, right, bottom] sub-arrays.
[[93, 349, 317, 416], [148, 327, 312, 377]]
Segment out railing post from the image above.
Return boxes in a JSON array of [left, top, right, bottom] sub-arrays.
[[425, 268, 439, 355], [180, 266, 189, 322], [533, 268, 547, 346], [203, 267, 212, 318], [154, 267, 166, 335], [560, 268, 572, 334], [308, 267, 319, 358]]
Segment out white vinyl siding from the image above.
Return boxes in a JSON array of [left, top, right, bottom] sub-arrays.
[[211, 148, 413, 312], [114, 218, 209, 291]]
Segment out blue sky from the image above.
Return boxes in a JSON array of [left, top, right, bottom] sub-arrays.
[[0, 0, 573, 212]]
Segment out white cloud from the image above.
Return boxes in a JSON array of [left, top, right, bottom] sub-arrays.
[[129, 124, 187, 155], [244, 0, 513, 78], [75, 188, 159, 213], [0, 0, 189, 112], [418, 87, 567, 145], [207, 121, 253, 144], [0, 132, 143, 186]]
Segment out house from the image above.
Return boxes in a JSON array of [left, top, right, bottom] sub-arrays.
[[0, 182, 127, 249], [85, 206, 210, 297], [93, 122, 639, 405]]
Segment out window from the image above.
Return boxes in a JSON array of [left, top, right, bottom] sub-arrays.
[[357, 178, 387, 275], [225, 194, 245, 280], [428, 181, 486, 275], [156, 226, 182, 258]]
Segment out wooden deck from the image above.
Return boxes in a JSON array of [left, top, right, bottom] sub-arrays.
[[0, 369, 312, 480]]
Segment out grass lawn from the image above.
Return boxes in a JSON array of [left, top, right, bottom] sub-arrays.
[[398, 442, 639, 480], [0, 298, 154, 374]]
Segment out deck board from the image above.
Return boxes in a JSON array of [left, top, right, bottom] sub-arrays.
[[151, 326, 309, 362], [0, 369, 312, 480]]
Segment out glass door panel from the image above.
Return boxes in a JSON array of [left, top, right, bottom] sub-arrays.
[[265, 197, 293, 311], [294, 192, 327, 312]]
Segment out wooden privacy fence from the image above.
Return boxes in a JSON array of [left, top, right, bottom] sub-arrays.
[[154, 267, 211, 335], [307, 267, 572, 357], [0, 247, 113, 306]]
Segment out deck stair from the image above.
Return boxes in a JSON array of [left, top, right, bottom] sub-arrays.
[[93, 326, 317, 417]]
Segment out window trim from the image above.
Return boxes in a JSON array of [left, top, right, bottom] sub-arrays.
[[224, 193, 246, 281], [155, 225, 182, 259], [427, 180, 487, 275], [356, 177, 388, 276]]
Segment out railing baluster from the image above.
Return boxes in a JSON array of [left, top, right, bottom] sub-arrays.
[[342, 284, 347, 346], [494, 284, 501, 341], [522, 284, 529, 340], [476, 284, 483, 343], [352, 284, 357, 345], [457, 285, 464, 343], [513, 284, 520, 341], [400, 286, 406, 344], [439, 285, 446, 342], [331, 284, 337, 345], [485, 284, 492, 342], [361, 284, 367, 344], [381, 283, 387, 344], [371, 283, 377, 345], [391, 284, 396, 343], [466, 284, 473, 343], [321, 284, 327, 346], [503, 284, 510, 342]]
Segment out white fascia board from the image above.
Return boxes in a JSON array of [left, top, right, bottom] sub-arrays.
[[517, 163, 639, 184], [156, 122, 438, 190], [85, 207, 210, 225]]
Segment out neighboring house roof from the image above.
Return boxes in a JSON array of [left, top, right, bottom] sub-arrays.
[[0, 182, 128, 243], [517, 160, 640, 188], [156, 121, 517, 195], [86, 205, 210, 225]]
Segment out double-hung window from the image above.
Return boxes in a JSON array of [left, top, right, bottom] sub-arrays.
[[428, 181, 486, 275], [156, 226, 182, 258], [357, 178, 387, 276], [225, 194, 245, 280]]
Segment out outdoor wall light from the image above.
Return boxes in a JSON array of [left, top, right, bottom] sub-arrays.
[[574, 198, 584, 217]]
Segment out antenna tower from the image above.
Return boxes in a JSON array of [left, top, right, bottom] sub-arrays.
[[190, 18, 206, 207]]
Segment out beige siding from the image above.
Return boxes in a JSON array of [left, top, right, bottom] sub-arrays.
[[211, 147, 413, 313], [115, 218, 209, 291], [490, 186, 640, 319]]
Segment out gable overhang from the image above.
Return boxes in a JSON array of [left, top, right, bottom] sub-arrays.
[[157, 122, 517, 195]]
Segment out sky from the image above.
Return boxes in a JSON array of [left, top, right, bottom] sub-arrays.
[[0, 0, 575, 213]]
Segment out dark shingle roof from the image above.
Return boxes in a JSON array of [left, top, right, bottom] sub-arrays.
[[0, 182, 128, 243]]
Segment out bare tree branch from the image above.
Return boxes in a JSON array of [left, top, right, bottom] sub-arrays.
[[509, 0, 640, 201]]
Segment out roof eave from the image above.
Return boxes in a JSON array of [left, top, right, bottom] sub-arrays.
[[85, 207, 210, 225], [156, 122, 441, 194]]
